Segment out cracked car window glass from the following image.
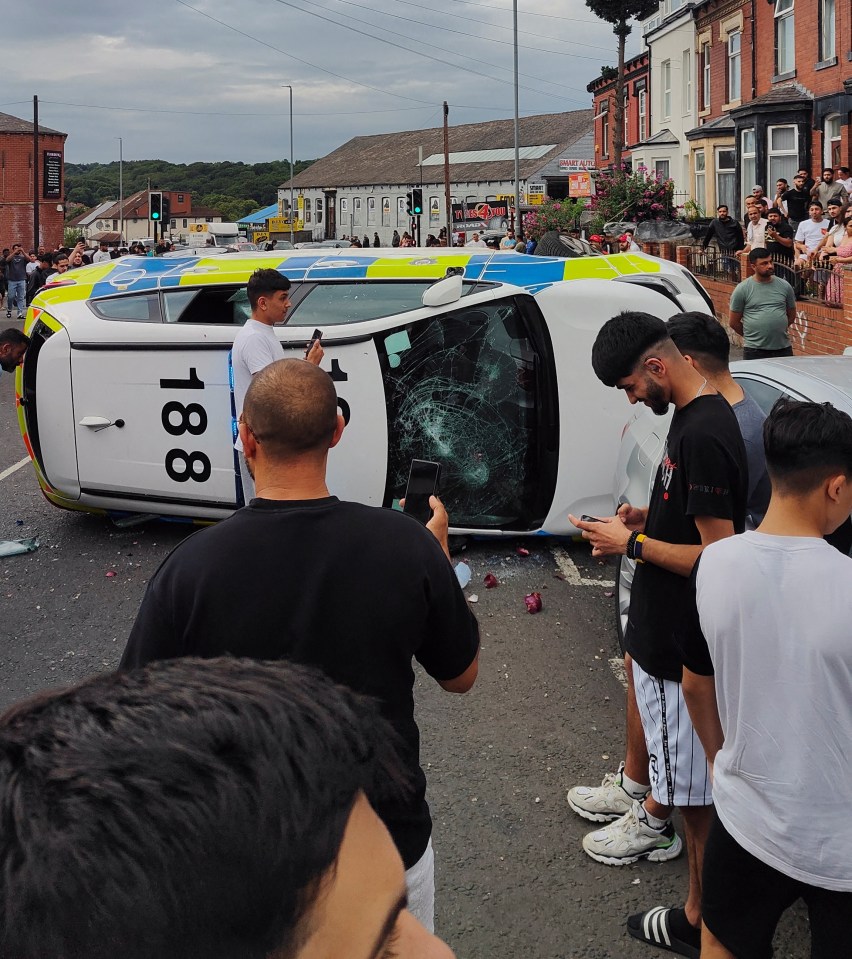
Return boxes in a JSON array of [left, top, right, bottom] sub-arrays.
[[379, 297, 542, 529]]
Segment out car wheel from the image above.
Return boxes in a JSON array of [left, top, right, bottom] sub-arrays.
[[533, 231, 582, 258], [616, 554, 635, 656]]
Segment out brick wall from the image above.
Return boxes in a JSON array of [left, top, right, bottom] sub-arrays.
[[0, 132, 67, 250], [665, 244, 852, 356]]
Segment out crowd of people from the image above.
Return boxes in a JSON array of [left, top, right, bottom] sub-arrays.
[[0, 238, 166, 314], [570, 309, 850, 958], [0, 211, 850, 955], [702, 166, 852, 302]]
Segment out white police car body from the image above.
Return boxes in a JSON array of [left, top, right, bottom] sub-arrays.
[[18, 248, 712, 534]]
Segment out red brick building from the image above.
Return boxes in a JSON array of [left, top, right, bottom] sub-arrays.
[[587, 52, 650, 169], [0, 111, 67, 250], [683, 0, 851, 216]]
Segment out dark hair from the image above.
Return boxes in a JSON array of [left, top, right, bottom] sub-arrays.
[[591, 311, 670, 387], [747, 246, 771, 264], [810, 201, 824, 211], [822, 167, 834, 176], [764, 398, 852, 494], [838, 167, 850, 176], [717, 205, 728, 213], [244, 358, 339, 459], [246, 268, 291, 309], [0, 328, 30, 348], [0, 657, 405, 959], [666, 312, 729, 373]]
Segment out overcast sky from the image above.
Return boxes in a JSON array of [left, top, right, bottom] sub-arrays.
[[8, 0, 641, 166]]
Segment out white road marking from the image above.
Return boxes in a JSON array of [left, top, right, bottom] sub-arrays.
[[0, 456, 30, 481], [551, 544, 615, 588]]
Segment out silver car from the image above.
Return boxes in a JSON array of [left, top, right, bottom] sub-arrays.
[[613, 355, 852, 647]]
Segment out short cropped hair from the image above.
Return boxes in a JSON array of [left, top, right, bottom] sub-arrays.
[[246, 268, 291, 309], [748, 247, 770, 264], [764, 398, 852, 494], [243, 358, 338, 459], [667, 312, 729, 373], [0, 658, 405, 959], [810, 201, 823, 211], [591, 311, 670, 387], [0, 328, 30, 348]]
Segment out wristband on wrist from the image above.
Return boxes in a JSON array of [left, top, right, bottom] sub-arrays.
[[626, 530, 639, 560], [634, 533, 647, 564]]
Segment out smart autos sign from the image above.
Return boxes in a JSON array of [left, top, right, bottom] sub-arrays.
[[450, 200, 511, 232], [558, 158, 596, 173]]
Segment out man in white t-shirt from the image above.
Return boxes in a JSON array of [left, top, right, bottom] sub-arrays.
[[680, 398, 852, 958], [467, 232, 487, 248], [793, 202, 828, 265], [92, 241, 112, 263], [742, 207, 768, 253], [232, 268, 324, 501]]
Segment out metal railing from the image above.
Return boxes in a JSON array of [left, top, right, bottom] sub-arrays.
[[684, 246, 742, 283], [771, 254, 846, 307]]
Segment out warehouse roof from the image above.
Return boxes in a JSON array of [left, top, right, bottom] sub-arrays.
[[285, 109, 594, 189]]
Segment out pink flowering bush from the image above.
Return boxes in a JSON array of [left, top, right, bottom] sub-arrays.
[[589, 165, 676, 225], [523, 197, 587, 238]]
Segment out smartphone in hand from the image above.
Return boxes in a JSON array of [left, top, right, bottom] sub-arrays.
[[305, 329, 323, 357], [403, 460, 442, 524], [580, 514, 603, 523]]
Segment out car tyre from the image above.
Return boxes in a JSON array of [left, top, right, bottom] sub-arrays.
[[533, 231, 584, 259], [616, 554, 635, 656]]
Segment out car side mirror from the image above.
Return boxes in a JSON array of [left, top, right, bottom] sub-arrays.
[[422, 273, 463, 308]]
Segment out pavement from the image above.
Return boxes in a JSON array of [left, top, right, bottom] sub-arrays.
[[0, 319, 810, 959]]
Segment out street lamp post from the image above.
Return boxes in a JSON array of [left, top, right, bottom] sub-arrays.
[[283, 84, 294, 247], [513, 0, 522, 241], [115, 137, 124, 244]]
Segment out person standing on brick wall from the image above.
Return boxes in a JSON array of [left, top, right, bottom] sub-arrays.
[[4, 245, 29, 320], [780, 174, 813, 233]]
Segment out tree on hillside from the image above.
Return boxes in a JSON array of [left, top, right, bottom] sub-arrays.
[[585, 0, 658, 169]]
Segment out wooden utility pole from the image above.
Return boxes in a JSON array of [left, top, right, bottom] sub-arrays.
[[443, 102, 452, 245]]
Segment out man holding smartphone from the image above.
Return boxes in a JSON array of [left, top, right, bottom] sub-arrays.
[[122, 359, 480, 933], [232, 269, 324, 501], [568, 312, 747, 959]]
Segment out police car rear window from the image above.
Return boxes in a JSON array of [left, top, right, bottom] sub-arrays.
[[89, 294, 161, 322]]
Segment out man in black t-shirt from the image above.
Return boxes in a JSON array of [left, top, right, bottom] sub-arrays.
[[780, 174, 813, 231], [764, 208, 795, 259], [121, 359, 480, 933], [568, 312, 747, 959]]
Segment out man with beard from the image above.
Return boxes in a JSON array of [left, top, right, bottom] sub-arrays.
[[729, 249, 796, 360], [568, 312, 747, 959], [0, 328, 29, 379]]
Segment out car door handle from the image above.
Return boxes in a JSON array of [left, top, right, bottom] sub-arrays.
[[79, 416, 125, 431]]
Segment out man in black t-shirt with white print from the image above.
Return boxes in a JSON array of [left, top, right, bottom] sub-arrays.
[[569, 312, 747, 959]]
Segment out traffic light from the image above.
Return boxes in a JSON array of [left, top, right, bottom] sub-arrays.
[[161, 194, 171, 224], [405, 191, 413, 216], [411, 188, 423, 217], [149, 191, 163, 221]]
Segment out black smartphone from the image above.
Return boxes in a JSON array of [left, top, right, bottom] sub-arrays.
[[305, 329, 323, 357], [580, 514, 603, 523], [403, 460, 442, 524]]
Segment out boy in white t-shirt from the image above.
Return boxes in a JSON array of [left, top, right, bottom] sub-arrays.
[[231, 269, 324, 501], [680, 398, 852, 958]]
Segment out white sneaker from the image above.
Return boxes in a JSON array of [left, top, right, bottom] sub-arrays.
[[582, 801, 682, 865], [567, 762, 649, 822]]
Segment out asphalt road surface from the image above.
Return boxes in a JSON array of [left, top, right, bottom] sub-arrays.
[[0, 342, 811, 959]]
